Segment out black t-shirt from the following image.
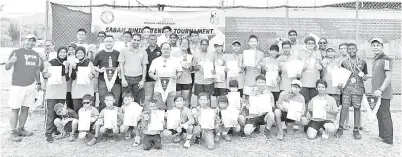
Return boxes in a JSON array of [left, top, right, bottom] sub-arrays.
[[145, 46, 162, 82], [93, 50, 121, 84]]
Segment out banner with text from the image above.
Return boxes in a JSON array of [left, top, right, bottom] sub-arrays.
[[92, 9, 225, 40]]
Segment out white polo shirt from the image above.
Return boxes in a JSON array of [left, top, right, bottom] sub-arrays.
[[149, 56, 183, 93]]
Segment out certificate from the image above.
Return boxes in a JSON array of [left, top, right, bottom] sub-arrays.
[[47, 66, 63, 85], [77, 67, 91, 85], [123, 104, 143, 126], [286, 100, 304, 121], [243, 50, 256, 67], [166, 109, 181, 129], [331, 67, 352, 88], [200, 109, 215, 129], [215, 66, 226, 83], [78, 111, 91, 131], [221, 109, 239, 128], [202, 61, 214, 79], [286, 60, 303, 78], [312, 99, 327, 119], [227, 92, 241, 111], [249, 95, 272, 114], [226, 60, 239, 77], [148, 110, 165, 131], [265, 71, 278, 87], [104, 110, 118, 129]]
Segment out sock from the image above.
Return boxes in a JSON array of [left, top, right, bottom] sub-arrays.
[[222, 132, 227, 135], [216, 133, 221, 136], [354, 127, 358, 131]]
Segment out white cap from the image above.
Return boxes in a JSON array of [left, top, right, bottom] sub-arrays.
[[25, 34, 37, 40], [291, 79, 302, 88], [371, 38, 384, 45]]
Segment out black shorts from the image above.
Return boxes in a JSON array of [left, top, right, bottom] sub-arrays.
[[213, 88, 228, 96], [272, 92, 280, 103], [194, 83, 214, 96], [245, 114, 267, 126], [169, 128, 187, 135], [306, 120, 334, 132], [63, 121, 73, 132], [281, 111, 296, 123], [176, 83, 192, 91]]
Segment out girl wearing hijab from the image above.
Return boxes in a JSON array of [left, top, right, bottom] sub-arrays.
[[43, 46, 70, 143], [66, 43, 78, 109], [70, 46, 96, 112]]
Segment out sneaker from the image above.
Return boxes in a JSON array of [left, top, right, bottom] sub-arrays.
[[322, 131, 329, 139], [133, 136, 141, 147], [69, 133, 76, 142], [254, 125, 261, 134], [173, 134, 181, 143], [277, 130, 284, 140], [239, 131, 246, 138], [286, 125, 294, 135], [46, 136, 54, 143], [124, 133, 131, 140], [214, 134, 221, 142], [183, 139, 191, 148], [353, 130, 362, 140], [88, 138, 98, 146], [78, 132, 87, 139], [222, 134, 231, 141], [335, 128, 343, 138], [54, 133, 66, 140], [17, 127, 33, 137], [10, 130, 22, 142], [110, 135, 117, 143], [263, 128, 272, 140], [54, 130, 61, 136], [194, 136, 201, 144]]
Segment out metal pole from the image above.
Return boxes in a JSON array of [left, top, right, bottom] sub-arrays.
[[44, 0, 49, 41], [285, 0, 289, 37], [355, 0, 359, 44], [128, 0, 130, 10], [19, 16, 22, 47]]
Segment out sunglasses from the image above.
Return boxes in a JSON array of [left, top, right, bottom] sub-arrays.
[[318, 42, 327, 44], [83, 101, 91, 104], [98, 36, 105, 38]]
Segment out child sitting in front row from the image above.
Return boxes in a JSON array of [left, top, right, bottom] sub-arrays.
[[141, 99, 166, 150], [162, 95, 195, 148], [215, 95, 246, 141], [53, 103, 79, 142], [192, 93, 219, 150], [77, 94, 99, 141], [243, 75, 275, 139], [120, 92, 143, 147], [88, 93, 123, 146], [305, 79, 338, 140], [227, 80, 247, 137], [274, 80, 307, 140]]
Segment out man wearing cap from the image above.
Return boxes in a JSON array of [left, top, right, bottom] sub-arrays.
[[226, 40, 245, 96], [371, 38, 393, 145], [274, 79, 307, 140], [288, 29, 302, 56], [5, 35, 44, 142], [157, 26, 172, 47]]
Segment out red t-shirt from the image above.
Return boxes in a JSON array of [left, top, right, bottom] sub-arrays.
[[9, 48, 42, 86]]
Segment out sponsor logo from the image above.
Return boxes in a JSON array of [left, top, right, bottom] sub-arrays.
[[100, 11, 114, 24]]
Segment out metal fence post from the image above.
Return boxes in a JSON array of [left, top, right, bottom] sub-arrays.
[[355, 0, 359, 47], [285, 0, 289, 38]]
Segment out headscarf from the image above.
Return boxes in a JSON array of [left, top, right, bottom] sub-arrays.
[[49, 46, 68, 76], [71, 46, 90, 80]]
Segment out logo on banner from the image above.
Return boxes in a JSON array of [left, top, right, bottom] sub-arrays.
[[210, 12, 220, 25], [104, 67, 118, 92], [101, 11, 114, 24]]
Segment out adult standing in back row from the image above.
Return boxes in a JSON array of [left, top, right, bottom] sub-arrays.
[[145, 34, 162, 105], [370, 38, 393, 145], [119, 33, 148, 105]]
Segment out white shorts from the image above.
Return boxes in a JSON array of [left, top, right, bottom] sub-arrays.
[[8, 83, 37, 109], [243, 86, 254, 96]]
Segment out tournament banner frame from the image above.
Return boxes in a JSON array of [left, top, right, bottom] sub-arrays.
[[91, 9, 225, 40]]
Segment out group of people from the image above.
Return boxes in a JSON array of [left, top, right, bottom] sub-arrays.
[[5, 26, 394, 151]]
